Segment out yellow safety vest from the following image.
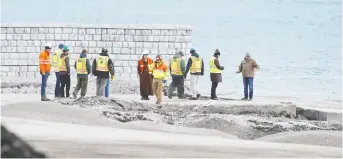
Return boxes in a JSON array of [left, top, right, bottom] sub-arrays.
[[96, 55, 109, 72], [59, 56, 67, 72], [170, 58, 183, 76], [76, 57, 88, 74], [209, 57, 222, 73], [152, 62, 168, 79], [190, 56, 202, 73], [51, 50, 62, 68]]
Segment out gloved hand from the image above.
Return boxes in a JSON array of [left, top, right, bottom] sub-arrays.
[[111, 76, 115, 81], [163, 80, 167, 83], [221, 66, 224, 70], [40, 72, 45, 76]]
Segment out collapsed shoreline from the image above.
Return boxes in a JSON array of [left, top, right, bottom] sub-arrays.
[[1, 77, 342, 147]]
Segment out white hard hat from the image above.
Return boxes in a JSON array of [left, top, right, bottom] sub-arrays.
[[45, 43, 52, 49], [142, 50, 150, 55]]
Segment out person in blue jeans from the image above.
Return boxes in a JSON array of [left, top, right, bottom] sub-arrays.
[[236, 52, 259, 101], [105, 78, 110, 98]]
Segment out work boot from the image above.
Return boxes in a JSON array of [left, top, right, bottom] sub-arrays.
[[210, 97, 218, 100], [249, 97, 253, 101], [197, 94, 201, 99], [156, 101, 161, 104], [189, 97, 197, 100], [146, 97, 149, 100], [168, 95, 172, 99], [241, 97, 248, 100], [178, 96, 186, 99], [41, 96, 50, 101]]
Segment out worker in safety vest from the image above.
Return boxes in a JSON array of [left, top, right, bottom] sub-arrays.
[[168, 51, 186, 99], [151, 54, 168, 105], [184, 48, 204, 100], [137, 50, 154, 100], [209, 49, 225, 100], [73, 49, 91, 99], [59, 46, 71, 98], [92, 48, 115, 97], [51, 43, 64, 98], [39, 43, 52, 101]]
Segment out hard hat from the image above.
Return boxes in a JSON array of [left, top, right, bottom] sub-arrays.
[[63, 46, 69, 51], [142, 50, 149, 55], [102, 48, 108, 53], [45, 43, 52, 49], [58, 43, 64, 49]]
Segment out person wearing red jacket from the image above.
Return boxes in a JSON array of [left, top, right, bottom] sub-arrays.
[[39, 43, 52, 101]]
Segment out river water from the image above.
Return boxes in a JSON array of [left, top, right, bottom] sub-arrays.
[[1, 0, 342, 100]]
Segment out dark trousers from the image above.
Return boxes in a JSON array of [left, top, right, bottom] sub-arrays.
[[60, 74, 71, 98], [243, 77, 254, 98], [211, 82, 218, 98], [139, 71, 153, 98], [54, 72, 61, 97], [168, 76, 184, 98], [73, 76, 88, 97], [41, 73, 49, 97]]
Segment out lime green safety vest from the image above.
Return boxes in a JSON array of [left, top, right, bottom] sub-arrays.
[[171, 58, 183, 76], [96, 55, 109, 72], [76, 57, 88, 74], [209, 57, 222, 73], [190, 56, 202, 73], [51, 50, 62, 68], [59, 56, 67, 72]]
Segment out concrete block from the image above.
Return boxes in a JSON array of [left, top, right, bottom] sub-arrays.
[[121, 48, 130, 54], [30, 28, 38, 33], [102, 35, 110, 41], [134, 36, 143, 42], [135, 30, 142, 35], [78, 34, 85, 40], [112, 48, 121, 54], [114, 61, 122, 67], [122, 42, 128, 48], [28, 66, 37, 71], [101, 29, 107, 34], [33, 40, 41, 47], [55, 28, 62, 34], [122, 55, 130, 61], [94, 35, 101, 40], [174, 43, 181, 49], [39, 28, 49, 33], [24, 28, 31, 33], [4, 59, 13, 65], [65, 41, 76, 47], [160, 36, 169, 42], [114, 67, 123, 73], [26, 72, 34, 78], [167, 48, 175, 55], [46, 34, 54, 40], [128, 42, 135, 48], [86, 28, 96, 34], [176, 36, 186, 42], [54, 34, 62, 40], [22, 34, 31, 40], [8, 40, 15, 46], [0, 34, 5, 40], [30, 34, 37, 40], [72, 28, 78, 34], [168, 43, 174, 48], [125, 35, 134, 41], [1, 28, 7, 34], [135, 48, 143, 55], [113, 42, 122, 48], [62, 28, 72, 34], [1, 47, 6, 53], [79, 28, 86, 34], [177, 30, 187, 35], [153, 36, 160, 41], [161, 30, 169, 36], [26, 47, 35, 53], [150, 48, 158, 54], [147, 36, 154, 42], [28, 53, 36, 59], [10, 53, 19, 59], [114, 54, 122, 60], [19, 53, 28, 59], [109, 35, 115, 40], [143, 42, 153, 48], [17, 40, 27, 46], [186, 30, 192, 36], [130, 48, 135, 54], [10, 66, 19, 72], [89, 41, 96, 47], [8, 47, 17, 53], [125, 29, 135, 35], [85, 35, 93, 40], [81, 41, 89, 47], [108, 29, 116, 35], [159, 42, 168, 49], [116, 29, 125, 35], [105, 42, 112, 48], [152, 30, 161, 35], [18, 59, 27, 65], [142, 36, 148, 42], [1, 66, 10, 72], [70, 34, 78, 40], [97, 41, 105, 47], [48, 28, 54, 33], [123, 66, 131, 73], [185, 36, 192, 42], [135, 42, 143, 48], [169, 29, 177, 35], [61, 34, 70, 40], [7, 72, 17, 77], [37, 34, 45, 40], [74, 47, 82, 53], [7, 28, 14, 33], [129, 61, 137, 66], [141, 30, 152, 35], [181, 43, 187, 49], [14, 28, 25, 34], [88, 48, 96, 53], [14, 34, 22, 40], [19, 72, 27, 77]]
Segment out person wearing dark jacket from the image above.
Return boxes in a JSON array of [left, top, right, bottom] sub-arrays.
[[137, 50, 154, 100], [59, 46, 71, 98], [73, 49, 91, 99], [185, 48, 204, 100], [209, 49, 224, 100], [92, 48, 115, 97], [168, 51, 186, 99]]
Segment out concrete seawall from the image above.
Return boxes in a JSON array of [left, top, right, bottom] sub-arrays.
[[0, 23, 193, 78]]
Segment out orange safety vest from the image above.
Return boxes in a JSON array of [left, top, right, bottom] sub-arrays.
[[138, 58, 153, 74], [39, 50, 51, 73]]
